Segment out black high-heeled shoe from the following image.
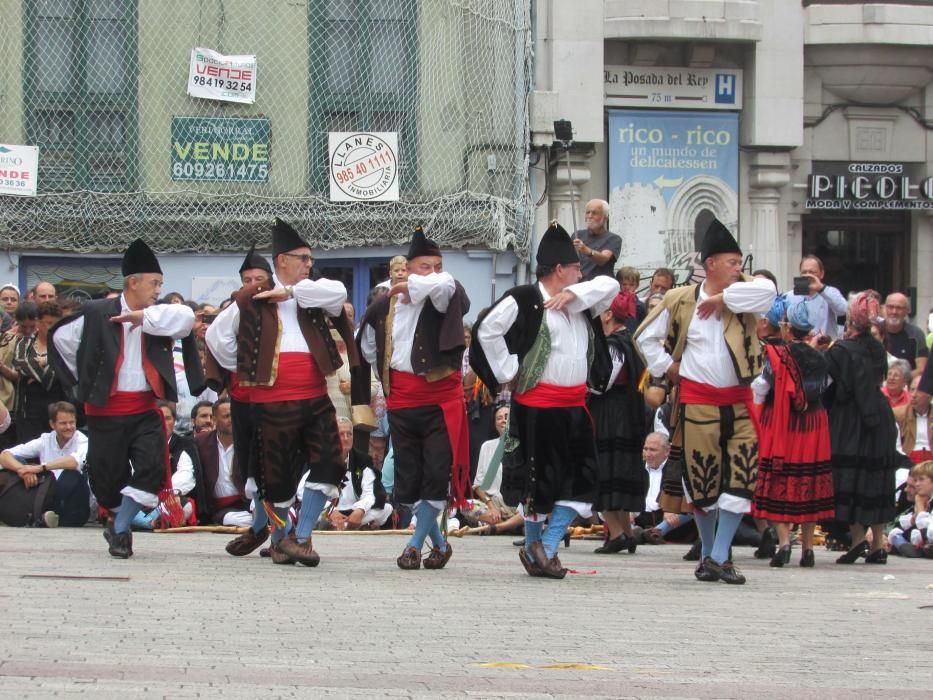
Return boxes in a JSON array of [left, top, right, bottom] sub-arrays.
[[770, 544, 791, 568], [799, 549, 815, 567], [865, 548, 888, 564], [835, 541, 867, 564]]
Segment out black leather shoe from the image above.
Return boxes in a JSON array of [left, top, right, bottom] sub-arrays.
[[108, 530, 133, 559], [594, 534, 629, 554], [683, 541, 702, 561], [799, 549, 815, 567], [865, 548, 888, 564], [694, 560, 719, 582], [835, 541, 867, 564], [704, 557, 746, 585], [754, 527, 777, 559], [770, 544, 791, 568]]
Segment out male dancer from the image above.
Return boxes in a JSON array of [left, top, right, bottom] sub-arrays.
[[635, 219, 775, 584], [470, 222, 618, 578], [206, 218, 356, 566], [49, 239, 202, 558], [353, 226, 470, 570]]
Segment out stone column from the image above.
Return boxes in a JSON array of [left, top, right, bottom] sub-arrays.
[[747, 152, 792, 287], [549, 149, 591, 235]]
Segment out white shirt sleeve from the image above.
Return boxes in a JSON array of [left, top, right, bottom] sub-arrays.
[[360, 324, 377, 366], [71, 435, 89, 471], [751, 372, 771, 405], [143, 303, 195, 339], [473, 439, 496, 489], [475, 295, 520, 384], [351, 468, 377, 513], [293, 278, 348, 317], [407, 272, 455, 313], [635, 308, 674, 378], [51, 314, 85, 379], [599, 344, 626, 390], [564, 276, 621, 317], [171, 450, 196, 495], [723, 277, 776, 315], [205, 302, 240, 372], [8, 436, 44, 463]]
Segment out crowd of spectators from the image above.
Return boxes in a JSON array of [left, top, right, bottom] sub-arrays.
[[0, 254, 931, 566]]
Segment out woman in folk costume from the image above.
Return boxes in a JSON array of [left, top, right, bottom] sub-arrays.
[[825, 291, 899, 565], [589, 289, 648, 554], [751, 298, 834, 567]]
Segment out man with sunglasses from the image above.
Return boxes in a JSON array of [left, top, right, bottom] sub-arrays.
[[206, 218, 357, 567]]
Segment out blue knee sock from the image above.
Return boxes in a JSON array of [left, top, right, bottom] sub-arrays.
[[250, 495, 268, 534], [542, 505, 577, 559], [428, 514, 448, 552], [269, 506, 292, 544], [131, 508, 161, 531], [711, 510, 743, 564], [113, 495, 142, 534], [408, 502, 440, 550], [693, 509, 717, 560], [295, 488, 328, 543], [523, 519, 544, 555]]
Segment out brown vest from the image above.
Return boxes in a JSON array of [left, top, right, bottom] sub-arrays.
[[893, 404, 933, 454], [233, 281, 358, 387]]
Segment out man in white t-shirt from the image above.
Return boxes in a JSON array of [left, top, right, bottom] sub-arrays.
[[0, 401, 90, 526]]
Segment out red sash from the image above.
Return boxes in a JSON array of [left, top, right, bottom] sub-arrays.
[[229, 374, 250, 402], [85, 391, 157, 417], [387, 370, 471, 508], [249, 352, 327, 403], [910, 449, 933, 465], [214, 495, 244, 509], [679, 376, 761, 437], [514, 382, 587, 408]]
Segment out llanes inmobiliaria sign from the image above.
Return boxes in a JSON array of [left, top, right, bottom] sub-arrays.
[[0, 144, 38, 197]]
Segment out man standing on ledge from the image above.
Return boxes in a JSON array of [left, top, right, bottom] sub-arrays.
[[471, 222, 618, 579], [573, 199, 622, 282], [206, 218, 355, 567], [49, 239, 202, 558], [635, 219, 775, 585], [354, 226, 471, 571]]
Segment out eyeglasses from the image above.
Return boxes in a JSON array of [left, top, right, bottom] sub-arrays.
[[282, 253, 313, 264]]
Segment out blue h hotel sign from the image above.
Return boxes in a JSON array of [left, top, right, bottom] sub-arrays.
[[605, 66, 743, 111], [715, 74, 736, 104]]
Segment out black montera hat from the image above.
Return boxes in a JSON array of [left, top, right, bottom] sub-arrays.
[[121, 238, 162, 277], [536, 220, 578, 267], [271, 217, 310, 258], [238, 243, 272, 276], [700, 218, 741, 262], [406, 225, 442, 260]]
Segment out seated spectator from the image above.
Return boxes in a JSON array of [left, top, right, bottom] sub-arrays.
[[460, 404, 523, 534], [0, 284, 20, 318], [637, 432, 694, 544], [894, 374, 932, 465], [645, 292, 664, 314], [195, 397, 251, 527], [888, 461, 933, 557], [190, 400, 215, 434], [308, 417, 392, 530], [164, 292, 185, 304], [0, 401, 88, 527], [883, 359, 912, 409], [132, 402, 202, 529]]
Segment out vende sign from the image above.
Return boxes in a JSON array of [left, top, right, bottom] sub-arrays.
[[0, 144, 38, 197], [187, 47, 257, 104], [807, 162, 933, 210]]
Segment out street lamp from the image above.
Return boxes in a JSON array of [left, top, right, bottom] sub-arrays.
[[553, 119, 577, 233]]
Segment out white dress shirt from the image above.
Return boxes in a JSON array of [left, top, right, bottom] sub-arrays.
[[645, 459, 667, 513], [213, 437, 239, 499], [171, 450, 196, 495], [636, 278, 776, 388], [361, 272, 456, 373], [472, 437, 503, 496], [206, 276, 347, 371], [334, 467, 377, 513], [7, 430, 89, 480], [52, 295, 195, 390], [475, 277, 619, 386], [784, 284, 847, 339]]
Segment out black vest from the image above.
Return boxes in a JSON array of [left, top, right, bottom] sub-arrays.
[[49, 298, 204, 407]]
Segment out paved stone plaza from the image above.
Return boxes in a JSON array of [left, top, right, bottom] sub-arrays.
[[0, 527, 929, 699]]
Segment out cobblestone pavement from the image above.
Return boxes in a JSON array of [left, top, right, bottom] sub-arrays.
[[0, 527, 930, 699]]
